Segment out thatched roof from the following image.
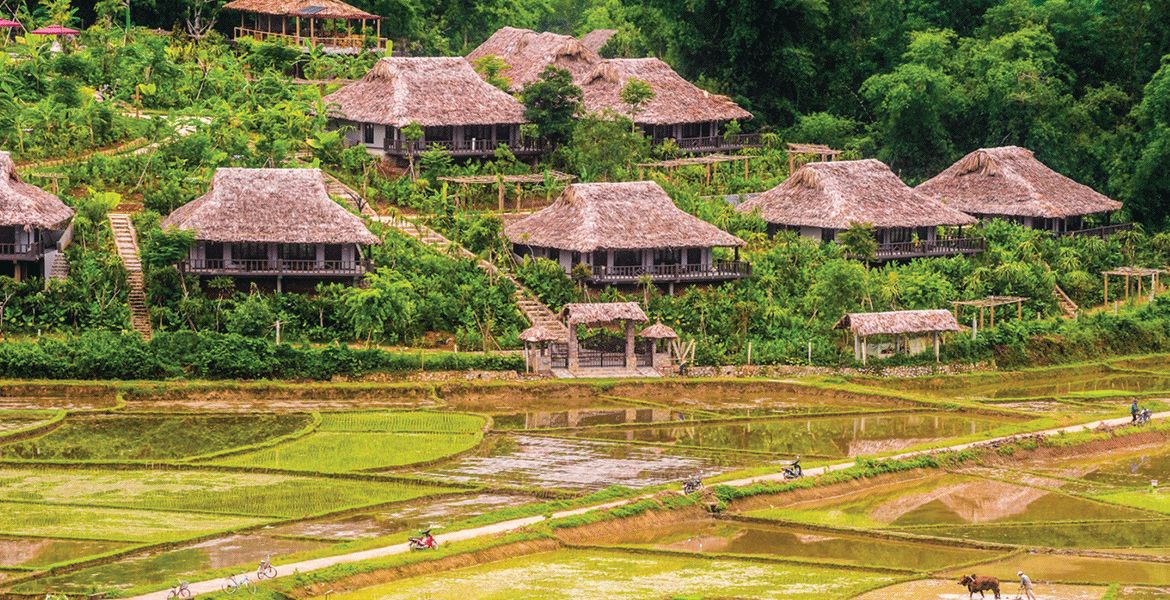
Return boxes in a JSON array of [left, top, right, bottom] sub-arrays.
[[562, 302, 648, 326], [162, 168, 379, 245], [467, 27, 602, 92], [736, 159, 977, 230], [578, 29, 617, 53], [914, 146, 1122, 219], [0, 152, 73, 229], [638, 321, 678, 339], [321, 57, 526, 128], [580, 58, 752, 125], [506, 181, 745, 252], [222, 0, 378, 18], [833, 310, 961, 336], [518, 324, 560, 342]]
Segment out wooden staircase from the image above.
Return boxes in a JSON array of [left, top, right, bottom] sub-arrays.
[[108, 213, 153, 340], [1054, 284, 1078, 318]]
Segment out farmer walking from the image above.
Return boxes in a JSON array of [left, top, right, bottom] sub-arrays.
[[1017, 571, 1036, 600]]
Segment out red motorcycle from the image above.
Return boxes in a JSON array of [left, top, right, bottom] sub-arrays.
[[408, 529, 437, 550]]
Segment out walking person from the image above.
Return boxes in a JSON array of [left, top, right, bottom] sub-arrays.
[[1017, 571, 1036, 600], [1132, 399, 1140, 422]]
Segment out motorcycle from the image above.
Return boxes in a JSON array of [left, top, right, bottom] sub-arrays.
[[1138, 407, 1153, 425], [782, 457, 803, 480], [682, 476, 704, 494], [408, 529, 438, 550]]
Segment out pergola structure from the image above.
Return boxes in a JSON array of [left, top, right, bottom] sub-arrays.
[[636, 154, 752, 185], [949, 296, 1028, 330], [787, 143, 842, 175], [1103, 267, 1166, 304], [437, 171, 575, 211]]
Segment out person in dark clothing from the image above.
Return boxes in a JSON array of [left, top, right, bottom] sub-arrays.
[[1133, 399, 1141, 422]]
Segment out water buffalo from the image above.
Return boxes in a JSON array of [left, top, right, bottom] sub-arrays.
[[958, 574, 1001, 599]]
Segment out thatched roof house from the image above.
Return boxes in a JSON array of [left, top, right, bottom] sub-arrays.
[[578, 29, 617, 53], [833, 309, 961, 337], [580, 58, 752, 126], [223, 0, 387, 51], [223, 0, 377, 18], [0, 152, 73, 230], [165, 168, 378, 245], [914, 146, 1122, 231], [467, 27, 601, 92], [323, 57, 525, 129], [562, 302, 648, 326]]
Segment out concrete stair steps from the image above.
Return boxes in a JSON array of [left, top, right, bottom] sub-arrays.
[[108, 213, 152, 341]]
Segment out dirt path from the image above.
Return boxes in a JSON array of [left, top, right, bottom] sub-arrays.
[[122, 412, 1170, 600]]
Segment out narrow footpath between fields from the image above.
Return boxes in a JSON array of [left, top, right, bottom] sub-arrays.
[[125, 411, 1170, 600]]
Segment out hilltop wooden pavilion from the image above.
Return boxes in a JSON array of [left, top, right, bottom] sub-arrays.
[[0, 151, 73, 281], [834, 309, 961, 364], [915, 146, 1126, 236], [321, 57, 537, 159], [736, 159, 981, 260], [163, 168, 380, 292], [505, 181, 749, 289], [223, 0, 387, 50]]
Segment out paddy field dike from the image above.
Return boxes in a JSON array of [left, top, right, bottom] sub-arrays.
[[2, 355, 1170, 599]]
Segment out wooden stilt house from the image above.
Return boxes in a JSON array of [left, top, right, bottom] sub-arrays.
[[914, 146, 1126, 237], [162, 168, 379, 292], [223, 0, 387, 51], [0, 151, 73, 282], [506, 181, 749, 287], [321, 57, 538, 159], [736, 159, 982, 260]]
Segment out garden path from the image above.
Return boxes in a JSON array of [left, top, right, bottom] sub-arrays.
[[108, 213, 152, 340], [122, 411, 1170, 600]]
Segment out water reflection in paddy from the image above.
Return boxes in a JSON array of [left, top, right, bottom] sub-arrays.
[[570, 413, 1015, 457], [0, 538, 132, 568], [271, 493, 542, 539], [597, 520, 999, 571]]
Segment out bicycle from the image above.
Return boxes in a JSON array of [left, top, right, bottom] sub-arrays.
[[167, 580, 192, 599], [222, 574, 256, 595], [256, 553, 277, 580]]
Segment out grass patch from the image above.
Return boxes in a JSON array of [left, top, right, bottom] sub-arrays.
[[0, 502, 266, 542], [210, 431, 483, 472], [320, 411, 485, 433], [0, 414, 312, 461], [1094, 490, 1170, 515]]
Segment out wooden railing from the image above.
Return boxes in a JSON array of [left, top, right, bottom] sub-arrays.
[[233, 27, 389, 50], [386, 138, 548, 156], [590, 260, 752, 282], [868, 237, 986, 260], [181, 258, 371, 275], [654, 133, 762, 152], [0, 241, 44, 260], [1052, 223, 1134, 239]]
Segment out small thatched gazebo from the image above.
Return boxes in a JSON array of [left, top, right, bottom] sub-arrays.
[[322, 57, 531, 159], [162, 168, 380, 292], [736, 159, 981, 260], [560, 302, 648, 371], [223, 0, 386, 50], [915, 146, 1124, 234], [579, 58, 753, 151], [506, 181, 749, 289], [0, 151, 73, 281], [834, 309, 961, 365], [637, 321, 678, 368], [578, 29, 617, 53], [519, 324, 560, 373]]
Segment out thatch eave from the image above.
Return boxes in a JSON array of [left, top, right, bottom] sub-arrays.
[[0, 152, 74, 230], [833, 309, 961, 337]]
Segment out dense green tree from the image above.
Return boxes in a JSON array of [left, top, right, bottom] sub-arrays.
[[520, 65, 582, 148]]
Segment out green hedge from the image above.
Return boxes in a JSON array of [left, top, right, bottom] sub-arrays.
[[0, 331, 523, 381]]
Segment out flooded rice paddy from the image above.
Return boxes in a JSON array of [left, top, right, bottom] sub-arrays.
[[270, 493, 542, 539], [0, 538, 132, 568]]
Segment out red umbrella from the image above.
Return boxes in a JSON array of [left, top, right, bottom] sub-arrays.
[[0, 19, 20, 28], [29, 24, 79, 35]]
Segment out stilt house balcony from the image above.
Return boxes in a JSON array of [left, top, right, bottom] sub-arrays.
[[180, 258, 372, 277], [233, 27, 389, 51], [654, 133, 762, 153], [1051, 223, 1134, 239], [0, 241, 45, 261], [385, 138, 548, 157], [589, 260, 752, 283], [869, 237, 985, 261]]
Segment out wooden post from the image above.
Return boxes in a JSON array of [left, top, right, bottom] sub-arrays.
[[1017, 301, 1022, 319], [853, 332, 860, 361], [1104, 274, 1108, 304], [638, 166, 643, 180], [934, 331, 940, 362], [990, 305, 995, 328], [744, 157, 749, 179], [861, 336, 867, 366], [516, 182, 522, 212], [497, 180, 504, 212], [980, 306, 985, 330], [295, 16, 300, 44], [376, 19, 381, 46], [1126, 274, 1130, 301]]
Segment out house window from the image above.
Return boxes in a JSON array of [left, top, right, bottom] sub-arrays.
[[363, 123, 375, 145], [324, 244, 343, 262], [821, 229, 836, 244], [548, 248, 560, 264], [686, 248, 702, 265], [614, 250, 640, 267], [681, 122, 703, 138], [279, 244, 316, 261], [232, 242, 268, 260], [204, 242, 223, 263]]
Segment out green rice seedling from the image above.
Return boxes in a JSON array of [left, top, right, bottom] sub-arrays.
[[319, 412, 485, 433], [211, 432, 483, 473], [0, 502, 267, 542]]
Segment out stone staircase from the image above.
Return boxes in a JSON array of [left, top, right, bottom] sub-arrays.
[[108, 213, 152, 340], [46, 251, 69, 282], [377, 215, 568, 341], [1054, 284, 1078, 318], [324, 177, 378, 218]]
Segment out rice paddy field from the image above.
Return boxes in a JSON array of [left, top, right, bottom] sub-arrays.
[[3, 359, 1170, 599]]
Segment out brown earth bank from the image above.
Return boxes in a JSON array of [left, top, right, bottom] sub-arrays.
[[724, 469, 942, 514], [283, 538, 560, 599], [551, 503, 711, 546], [982, 426, 1170, 465]]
